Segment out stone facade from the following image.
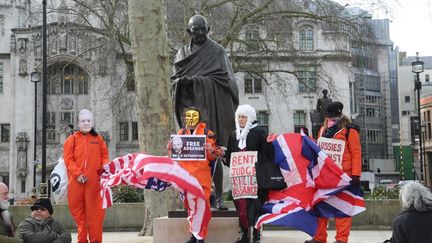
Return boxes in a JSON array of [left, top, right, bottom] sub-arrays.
[[0, 0, 397, 199]]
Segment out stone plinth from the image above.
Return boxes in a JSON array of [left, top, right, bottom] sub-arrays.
[[153, 216, 239, 243]]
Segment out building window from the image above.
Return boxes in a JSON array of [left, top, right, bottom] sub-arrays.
[[297, 66, 316, 93], [244, 74, 263, 94], [405, 96, 410, 103], [257, 111, 269, 133], [21, 180, 26, 193], [299, 25, 314, 51], [0, 63, 3, 94], [293, 110, 306, 133], [119, 122, 129, 141], [425, 110, 431, 140], [47, 113, 56, 141], [48, 62, 88, 94], [126, 61, 135, 91], [0, 124, 10, 142], [426, 74, 430, 82], [245, 25, 260, 51], [2, 176, 8, 187], [131, 122, 138, 141], [366, 129, 383, 143], [61, 112, 74, 127]]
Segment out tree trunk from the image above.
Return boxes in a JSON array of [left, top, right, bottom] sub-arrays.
[[127, 0, 178, 236]]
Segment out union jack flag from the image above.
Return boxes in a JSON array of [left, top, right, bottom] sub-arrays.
[[255, 133, 365, 236], [99, 153, 211, 240]]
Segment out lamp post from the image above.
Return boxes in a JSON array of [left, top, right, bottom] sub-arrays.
[[30, 69, 41, 197], [40, 0, 48, 198], [412, 52, 424, 181]]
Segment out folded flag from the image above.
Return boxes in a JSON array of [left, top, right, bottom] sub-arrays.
[[100, 153, 211, 240], [255, 133, 365, 236]]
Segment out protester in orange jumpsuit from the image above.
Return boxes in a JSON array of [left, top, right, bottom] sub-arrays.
[[167, 107, 224, 243], [64, 109, 109, 243], [305, 102, 362, 243]]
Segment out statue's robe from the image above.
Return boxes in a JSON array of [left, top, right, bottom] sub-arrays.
[[172, 38, 239, 146]]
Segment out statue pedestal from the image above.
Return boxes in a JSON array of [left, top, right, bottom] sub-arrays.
[[153, 209, 238, 242]]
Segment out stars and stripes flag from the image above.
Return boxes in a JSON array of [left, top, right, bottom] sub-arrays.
[[99, 153, 211, 240], [255, 133, 365, 236]]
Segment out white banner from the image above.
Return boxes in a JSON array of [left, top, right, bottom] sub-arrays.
[[229, 151, 258, 199], [317, 137, 346, 168]]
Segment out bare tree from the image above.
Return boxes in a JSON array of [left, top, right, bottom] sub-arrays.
[[127, 0, 179, 236]]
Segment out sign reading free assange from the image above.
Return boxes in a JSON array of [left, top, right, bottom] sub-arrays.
[[229, 151, 258, 199], [170, 135, 206, 161]]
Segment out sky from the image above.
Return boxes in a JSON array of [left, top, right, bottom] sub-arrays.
[[336, 0, 432, 57]]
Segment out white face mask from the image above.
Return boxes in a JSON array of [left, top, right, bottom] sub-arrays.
[[78, 109, 93, 133], [0, 199, 9, 210]]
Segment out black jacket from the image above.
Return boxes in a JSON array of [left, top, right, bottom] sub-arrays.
[[391, 208, 432, 243], [224, 126, 273, 166]]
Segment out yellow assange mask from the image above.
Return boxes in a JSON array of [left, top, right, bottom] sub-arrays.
[[185, 110, 200, 127]]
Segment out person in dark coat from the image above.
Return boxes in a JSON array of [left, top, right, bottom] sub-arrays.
[[224, 104, 273, 243], [389, 181, 432, 243], [0, 182, 21, 243], [18, 198, 71, 243]]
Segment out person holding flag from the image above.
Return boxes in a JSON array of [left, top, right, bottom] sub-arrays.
[[167, 106, 224, 243], [306, 101, 362, 243]]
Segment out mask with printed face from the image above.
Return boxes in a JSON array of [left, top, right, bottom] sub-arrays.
[[78, 109, 93, 133], [185, 110, 200, 128]]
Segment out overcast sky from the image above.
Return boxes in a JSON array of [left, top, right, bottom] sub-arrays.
[[336, 0, 432, 56]]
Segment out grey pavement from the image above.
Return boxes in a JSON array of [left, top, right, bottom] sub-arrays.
[[73, 230, 392, 243]]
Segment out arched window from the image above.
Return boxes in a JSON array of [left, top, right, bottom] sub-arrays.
[[299, 25, 314, 51], [47, 62, 88, 94]]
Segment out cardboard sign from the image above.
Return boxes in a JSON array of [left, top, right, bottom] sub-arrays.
[[170, 135, 206, 161], [229, 151, 258, 199], [317, 137, 346, 168]]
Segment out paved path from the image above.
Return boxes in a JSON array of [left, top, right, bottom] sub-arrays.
[[73, 230, 392, 243]]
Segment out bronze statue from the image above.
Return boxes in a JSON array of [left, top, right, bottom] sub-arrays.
[[172, 15, 239, 210], [316, 89, 332, 124]]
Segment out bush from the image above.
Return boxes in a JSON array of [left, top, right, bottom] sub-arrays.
[[112, 185, 144, 203], [366, 185, 399, 200]]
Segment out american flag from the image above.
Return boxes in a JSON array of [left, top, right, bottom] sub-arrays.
[[99, 153, 211, 240], [255, 133, 365, 236]]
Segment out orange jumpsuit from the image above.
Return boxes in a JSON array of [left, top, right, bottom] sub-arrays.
[[64, 131, 109, 243], [314, 126, 362, 243], [176, 123, 219, 238]]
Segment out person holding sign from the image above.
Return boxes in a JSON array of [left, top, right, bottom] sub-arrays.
[[224, 104, 273, 243], [307, 102, 361, 243], [167, 107, 224, 243]]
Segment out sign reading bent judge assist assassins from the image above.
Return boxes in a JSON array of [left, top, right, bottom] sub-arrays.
[[229, 151, 258, 199]]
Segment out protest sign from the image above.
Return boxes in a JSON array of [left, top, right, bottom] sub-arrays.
[[317, 137, 346, 168], [229, 151, 258, 199], [170, 135, 206, 161]]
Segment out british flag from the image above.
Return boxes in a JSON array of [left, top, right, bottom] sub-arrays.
[[99, 153, 211, 240], [255, 133, 365, 236]]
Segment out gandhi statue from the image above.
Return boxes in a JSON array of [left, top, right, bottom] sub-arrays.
[[172, 15, 239, 210]]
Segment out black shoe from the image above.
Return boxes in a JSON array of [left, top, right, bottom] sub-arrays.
[[235, 231, 249, 243], [216, 198, 228, 210], [252, 228, 260, 243], [185, 234, 196, 243], [197, 240, 205, 243]]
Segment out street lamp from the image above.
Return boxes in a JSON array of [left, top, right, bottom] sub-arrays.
[[30, 69, 41, 197], [40, 0, 48, 198], [412, 52, 424, 181]]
